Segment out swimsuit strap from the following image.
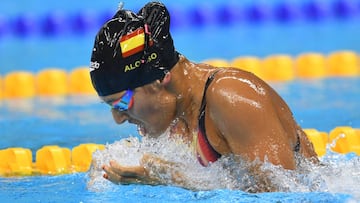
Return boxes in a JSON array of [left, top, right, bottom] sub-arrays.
[[197, 69, 302, 161], [294, 134, 301, 152], [197, 70, 222, 166], [199, 70, 221, 115]]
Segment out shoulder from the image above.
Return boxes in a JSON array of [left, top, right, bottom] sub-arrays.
[[204, 67, 275, 132], [206, 68, 269, 104], [203, 68, 274, 145]]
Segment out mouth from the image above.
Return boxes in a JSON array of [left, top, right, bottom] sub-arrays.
[[137, 124, 147, 136], [129, 119, 147, 136]]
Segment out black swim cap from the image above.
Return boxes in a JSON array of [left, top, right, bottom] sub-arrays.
[[90, 2, 179, 96]]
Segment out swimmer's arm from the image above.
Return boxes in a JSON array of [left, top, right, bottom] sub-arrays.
[[102, 161, 154, 185], [102, 153, 188, 187], [141, 153, 188, 186]]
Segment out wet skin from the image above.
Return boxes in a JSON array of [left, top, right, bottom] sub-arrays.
[[100, 56, 318, 190]]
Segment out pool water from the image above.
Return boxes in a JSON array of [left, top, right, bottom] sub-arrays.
[[1, 78, 360, 202], [0, 174, 353, 203], [1, 79, 359, 155]]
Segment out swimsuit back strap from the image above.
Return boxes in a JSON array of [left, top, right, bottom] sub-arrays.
[[199, 70, 221, 115], [197, 70, 221, 166]]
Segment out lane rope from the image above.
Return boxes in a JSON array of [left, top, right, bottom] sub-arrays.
[[0, 50, 359, 99], [0, 126, 359, 177], [2, 0, 360, 38]]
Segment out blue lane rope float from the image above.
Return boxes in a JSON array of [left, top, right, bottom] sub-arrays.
[[0, 127, 359, 176], [0, 15, 7, 37], [1, 0, 360, 38], [0, 51, 359, 98], [42, 10, 68, 36]]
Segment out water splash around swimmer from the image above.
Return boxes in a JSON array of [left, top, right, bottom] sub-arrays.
[[87, 130, 360, 200]]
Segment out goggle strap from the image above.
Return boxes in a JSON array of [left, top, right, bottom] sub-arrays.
[[128, 97, 134, 109]]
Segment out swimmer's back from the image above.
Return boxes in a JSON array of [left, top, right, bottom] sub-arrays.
[[197, 65, 318, 168]]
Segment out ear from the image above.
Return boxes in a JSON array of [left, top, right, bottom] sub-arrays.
[[161, 72, 171, 85]]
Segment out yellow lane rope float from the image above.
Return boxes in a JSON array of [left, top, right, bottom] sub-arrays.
[[0, 50, 359, 99], [0, 127, 359, 177]]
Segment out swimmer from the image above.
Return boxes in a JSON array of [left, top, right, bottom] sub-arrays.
[[89, 2, 318, 192]]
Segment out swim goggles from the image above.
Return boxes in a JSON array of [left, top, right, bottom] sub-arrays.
[[111, 90, 134, 112]]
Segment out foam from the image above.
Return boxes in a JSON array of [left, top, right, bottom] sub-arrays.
[[87, 131, 360, 200]]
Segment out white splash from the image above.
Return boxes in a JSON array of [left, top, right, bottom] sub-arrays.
[[87, 132, 360, 201], [117, 2, 124, 11]]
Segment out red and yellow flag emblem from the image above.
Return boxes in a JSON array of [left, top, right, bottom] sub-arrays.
[[119, 28, 145, 58]]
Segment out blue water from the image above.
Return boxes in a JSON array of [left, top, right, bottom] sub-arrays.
[[1, 79, 359, 152], [1, 18, 360, 74], [1, 0, 360, 202], [0, 173, 353, 203], [1, 78, 359, 202]]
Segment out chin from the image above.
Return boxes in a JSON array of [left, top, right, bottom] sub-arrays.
[[147, 128, 169, 138], [146, 132, 162, 138], [137, 123, 169, 138]]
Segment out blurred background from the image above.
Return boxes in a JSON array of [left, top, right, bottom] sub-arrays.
[[1, 0, 360, 74]]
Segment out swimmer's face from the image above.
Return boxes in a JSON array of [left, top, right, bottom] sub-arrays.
[[101, 82, 177, 138]]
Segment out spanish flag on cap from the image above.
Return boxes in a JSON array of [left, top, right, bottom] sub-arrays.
[[90, 2, 179, 96], [119, 27, 145, 58]]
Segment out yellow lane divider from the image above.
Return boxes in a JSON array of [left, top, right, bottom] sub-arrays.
[[3, 71, 36, 98], [0, 127, 359, 177], [329, 126, 360, 155], [0, 50, 359, 99], [303, 129, 328, 157], [36, 69, 68, 96], [261, 54, 294, 81], [0, 143, 104, 177], [327, 51, 359, 77], [231, 56, 263, 78], [304, 126, 360, 156], [295, 53, 327, 79], [1, 66, 96, 99], [0, 147, 33, 176], [205, 50, 360, 81]]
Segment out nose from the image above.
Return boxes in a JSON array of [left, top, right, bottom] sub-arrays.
[[111, 108, 129, 124]]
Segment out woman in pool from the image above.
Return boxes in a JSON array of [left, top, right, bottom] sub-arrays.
[[90, 2, 318, 192]]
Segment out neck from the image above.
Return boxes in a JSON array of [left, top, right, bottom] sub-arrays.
[[167, 56, 214, 136]]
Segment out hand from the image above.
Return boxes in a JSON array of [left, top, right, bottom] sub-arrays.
[[102, 153, 185, 186], [102, 160, 155, 185]]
